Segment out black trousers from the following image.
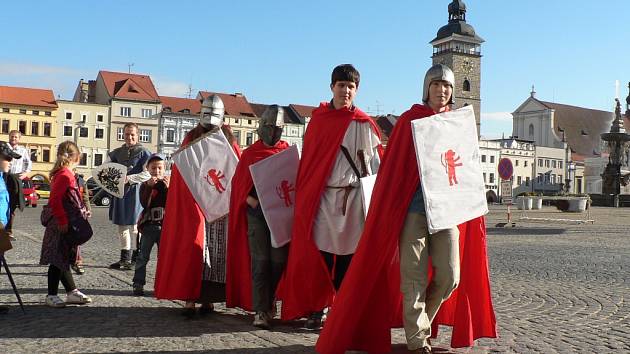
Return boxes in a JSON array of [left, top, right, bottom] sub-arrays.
[[47, 265, 76, 295], [320, 251, 353, 291]]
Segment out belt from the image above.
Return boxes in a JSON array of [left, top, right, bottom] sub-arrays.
[[146, 207, 165, 222], [326, 185, 357, 216]]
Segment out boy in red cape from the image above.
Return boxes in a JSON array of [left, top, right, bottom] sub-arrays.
[[154, 95, 240, 318], [280, 64, 383, 329], [316, 64, 496, 354], [227, 105, 290, 329]]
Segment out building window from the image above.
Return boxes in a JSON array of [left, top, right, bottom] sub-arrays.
[[66, 112, 72, 120], [247, 119, 252, 125], [117, 127, 124, 141], [524, 161, 528, 167], [81, 114, 87, 123], [538, 159, 543, 167], [31, 122, 39, 136], [490, 155, 495, 163], [517, 176, 522, 185], [537, 173, 543, 184], [552, 160, 557, 168], [45, 111, 52, 116], [1, 120, 9, 134], [515, 160, 519, 167], [463, 79, 471, 92], [95, 128, 104, 139], [44, 123, 52, 136], [551, 174, 556, 184], [545, 173, 550, 184], [529, 124, 534, 138], [79, 127, 88, 138], [545, 159, 550, 168], [235, 119, 239, 124], [526, 177, 530, 186], [32, 110, 39, 116], [481, 155, 486, 163], [94, 153, 103, 166], [79, 153, 87, 166], [233, 130, 241, 144], [63, 126, 73, 136], [1, 108, 8, 113], [166, 129, 175, 143], [30, 149, 38, 162], [97, 114, 104, 122], [246, 132, 253, 146], [18, 121, 26, 135], [483, 173, 486, 183], [139, 129, 151, 143], [120, 107, 131, 117], [19, 109, 26, 114], [42, 149, 50, 162], [141, 109, 152, 118], [559, 161, 563, 169], [489, 173, 495, 184]]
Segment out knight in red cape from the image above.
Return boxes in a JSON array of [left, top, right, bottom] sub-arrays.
[[279, 64, 383, 329], [154, 94, 241, 318], [316, 64, 497, 353], [226, 105, 290, 329]]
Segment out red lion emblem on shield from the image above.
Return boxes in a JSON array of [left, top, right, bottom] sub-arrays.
[[276, 180, 295, 207], [441, 149, 463, 186], [205, 168, 226, 193]]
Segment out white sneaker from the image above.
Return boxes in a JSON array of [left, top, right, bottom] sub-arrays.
[[66, 290, 92, 304], [45, 295, 66, 308]]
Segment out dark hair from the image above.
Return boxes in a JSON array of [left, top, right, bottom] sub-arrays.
[[331, 64, 360, 87], [123, 122, 139, 132]]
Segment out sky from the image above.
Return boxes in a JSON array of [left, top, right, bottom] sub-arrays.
[[1, 0, 629, 138]]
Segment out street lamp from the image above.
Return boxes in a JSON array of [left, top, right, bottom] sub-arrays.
[[557, 126, 570, 194]]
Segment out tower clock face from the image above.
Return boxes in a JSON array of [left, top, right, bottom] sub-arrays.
[[462, 60, 474, 74]]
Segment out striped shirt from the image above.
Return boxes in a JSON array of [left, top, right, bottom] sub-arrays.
[[8, 144, 31, 175]]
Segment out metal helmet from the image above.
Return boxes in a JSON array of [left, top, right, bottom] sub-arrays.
[[200, 94, 225, 128], [422, 64, 455, 105], [257, 105, 285, 146]]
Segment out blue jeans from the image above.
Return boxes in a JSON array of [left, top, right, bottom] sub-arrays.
[[132, 224, 161, 286]]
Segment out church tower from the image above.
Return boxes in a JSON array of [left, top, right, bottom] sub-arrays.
[[430, 0, 484, 133]]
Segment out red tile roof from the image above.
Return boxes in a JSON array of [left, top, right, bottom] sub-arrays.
[[159, 96, 201, 114], [0, 85, 57, 108], [197, 91, 256, 117], [98, 70, 160, 102], [538, 100, 613, 158], [289, 104, 317, 119]]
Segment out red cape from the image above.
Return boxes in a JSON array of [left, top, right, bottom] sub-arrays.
[[155, 129, 241, 300], [316, 104, 497, 353], [226, 139, 290, 311], [279, 102, 382, 321]]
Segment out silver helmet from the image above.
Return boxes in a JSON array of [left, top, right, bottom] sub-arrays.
[[257, 105, 285, 146], [422, 64, 455, 105], [200, 94, 225, 128]]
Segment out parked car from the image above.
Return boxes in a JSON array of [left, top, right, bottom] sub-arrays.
[[34, 182, 51, 199], [86, 178, 114, 207], [22, 177, 38, 208]]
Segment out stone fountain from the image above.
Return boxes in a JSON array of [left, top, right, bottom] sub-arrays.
[[600, 87, 630, 207]]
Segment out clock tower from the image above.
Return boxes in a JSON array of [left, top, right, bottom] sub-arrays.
[[430, 0, 484, 133]]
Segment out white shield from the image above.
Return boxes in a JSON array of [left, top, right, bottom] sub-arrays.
[[411, 105, 488, 234], [249, 145, 299, 248], [91, 162, 127, 198], [172, 130, 239, 223], [360, 174, 377, 219]]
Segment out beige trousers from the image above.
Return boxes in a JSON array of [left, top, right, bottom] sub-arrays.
[[117, 224, 138, 251], [399, 212, 460, 350]]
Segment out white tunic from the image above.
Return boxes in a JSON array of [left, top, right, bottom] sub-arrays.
[[313, 120, 381, 255]]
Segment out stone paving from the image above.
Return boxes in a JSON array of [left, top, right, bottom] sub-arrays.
[[0, 203, 628, 353]]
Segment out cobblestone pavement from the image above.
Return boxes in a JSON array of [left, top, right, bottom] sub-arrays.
[[0, 203, 628, 353]]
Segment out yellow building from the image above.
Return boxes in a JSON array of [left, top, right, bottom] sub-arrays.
[[0, 85, 58, 181], [56, 100, 110, 177]]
